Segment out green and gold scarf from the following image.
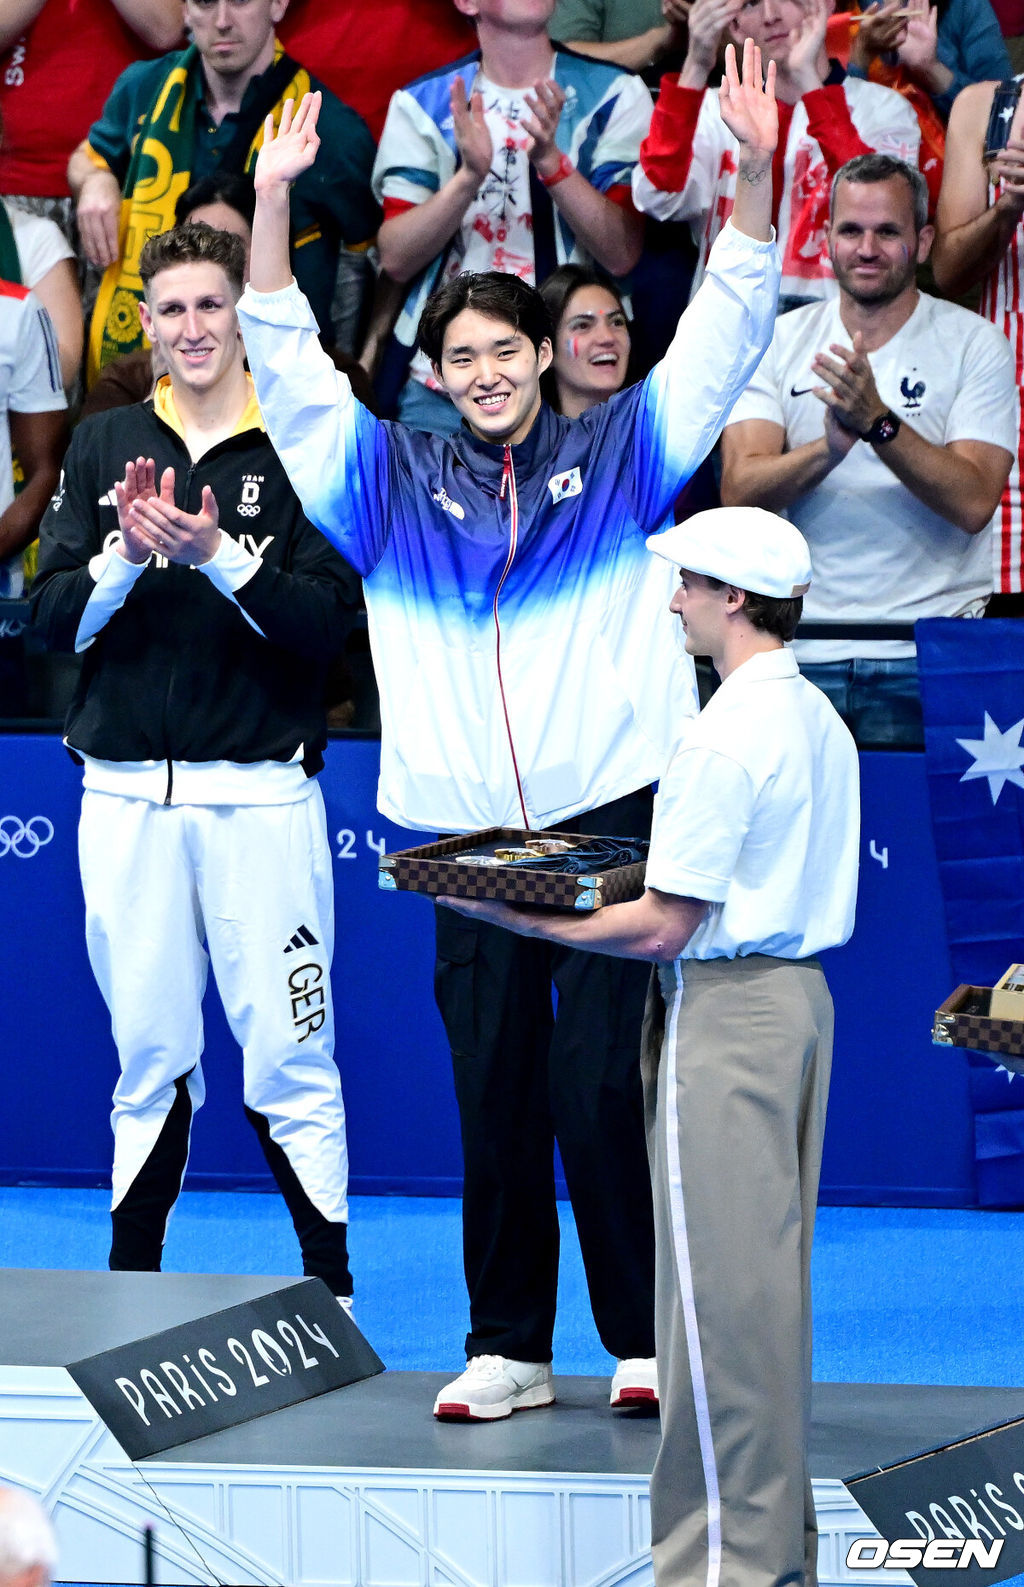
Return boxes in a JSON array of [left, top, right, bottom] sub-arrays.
[[87, 41, 310, 385]]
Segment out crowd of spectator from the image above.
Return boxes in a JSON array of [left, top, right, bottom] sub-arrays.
[[0, 0, 1023, 744]]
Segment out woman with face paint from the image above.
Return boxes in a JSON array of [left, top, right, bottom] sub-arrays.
[[539, 265, 633, 418]]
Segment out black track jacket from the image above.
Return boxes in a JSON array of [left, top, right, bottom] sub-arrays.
[[31, 400, 358, 775]]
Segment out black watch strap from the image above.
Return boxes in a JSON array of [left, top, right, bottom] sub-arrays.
[[862, 409, 901, 445]]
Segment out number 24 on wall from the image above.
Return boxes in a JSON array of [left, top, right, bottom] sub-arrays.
[[335, 829, 387, 861]]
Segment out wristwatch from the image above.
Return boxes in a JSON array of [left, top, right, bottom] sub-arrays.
[[539, 153, 574, 188], [862, 409, 901, 445]]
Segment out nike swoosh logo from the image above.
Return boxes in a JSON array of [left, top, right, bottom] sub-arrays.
[[790, 385, 815, 397]]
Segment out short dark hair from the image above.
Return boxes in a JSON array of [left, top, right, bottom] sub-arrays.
[[175, 171, 256, 229], [538, 263, 627, 337], [830, 153, 930, 232], [418, 271, 552, 366], [140, 222, 246, 298], [704, 573, 803, 642]]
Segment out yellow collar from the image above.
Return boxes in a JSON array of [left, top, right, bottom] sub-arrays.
[[153, 372, 265, 440]]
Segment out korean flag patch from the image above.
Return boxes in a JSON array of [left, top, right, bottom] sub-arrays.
[[548, 466, 583, 504]]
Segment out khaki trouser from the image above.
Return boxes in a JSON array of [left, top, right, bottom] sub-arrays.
[[642, 954, 834, 1587]]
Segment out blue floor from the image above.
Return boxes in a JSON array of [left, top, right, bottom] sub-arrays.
[[4, 1187, 1024, 1385]]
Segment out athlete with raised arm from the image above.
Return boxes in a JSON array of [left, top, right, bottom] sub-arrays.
[[235, 40, 781, 1423]]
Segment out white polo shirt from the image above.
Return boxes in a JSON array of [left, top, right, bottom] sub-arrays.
[[728, 292, 1017, 660], [645, 648, 859, 961]]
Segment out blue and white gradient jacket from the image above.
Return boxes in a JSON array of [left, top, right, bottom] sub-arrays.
[[237, 222, 779, 834]]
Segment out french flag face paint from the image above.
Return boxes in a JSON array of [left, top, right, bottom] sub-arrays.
[[554, 283, 631, 411]]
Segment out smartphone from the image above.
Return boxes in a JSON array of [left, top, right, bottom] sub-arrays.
[[984, 79, 1023, 161]]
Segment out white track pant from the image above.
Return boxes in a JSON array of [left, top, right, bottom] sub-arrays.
[[79, 786, 349, 1231]]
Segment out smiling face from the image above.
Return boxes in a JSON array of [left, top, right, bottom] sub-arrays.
[[552, 284, 630, 415], [138, 260, 242, 399], [826, 175, 932, 307], [183, 0, 285, 80], [434, 307, 552, 446]]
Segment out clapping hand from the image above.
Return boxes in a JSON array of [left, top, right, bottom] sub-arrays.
[[523, 78, 568, 178], [849, 0, 910, 72], [896, 0, 939, 72], [451, 77, 493, 185], [120, 465, 223, 567], [785, 0, 830, 95], [811, 332, 885, 437], [115, 456, 162, 565], [682, 0, 745, 82]]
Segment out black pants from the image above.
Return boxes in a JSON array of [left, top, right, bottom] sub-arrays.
[[434, 789, 657, 1364]]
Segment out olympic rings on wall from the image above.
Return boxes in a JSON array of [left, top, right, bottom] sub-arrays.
[[0, 816, 54, 858]]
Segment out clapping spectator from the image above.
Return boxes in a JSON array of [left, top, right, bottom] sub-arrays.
[[0, 0, 183, 392], [720, 154, 1015, 745], [68, 0, 379, 384], [847, 0, 1010, 122], [373, 0, 650, 435], [633, 0, 921, 310]]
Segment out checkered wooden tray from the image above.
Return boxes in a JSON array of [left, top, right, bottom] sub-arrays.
[[933, 984, 1024, 1070], [378, 827, 647, 911]]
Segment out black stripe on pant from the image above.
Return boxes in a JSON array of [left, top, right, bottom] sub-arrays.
[[109, 1076, 351, 1297]]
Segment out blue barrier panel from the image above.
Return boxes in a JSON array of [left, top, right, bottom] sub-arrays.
[[0, 736, 974, 1205], [819, 751, 972, 1206]]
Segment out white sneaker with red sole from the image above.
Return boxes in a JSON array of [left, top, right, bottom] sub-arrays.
[[433, 1355, 555, 1421], [610, 1357, 659, 1409]]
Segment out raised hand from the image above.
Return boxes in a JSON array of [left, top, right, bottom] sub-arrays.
[[719, 38, 778, 162], [127, 478, 222, 567], [451, 78, 493, 185], [254, 92, 322, 197], [523, 79, 567, 178], [785, 0, 830, 96]]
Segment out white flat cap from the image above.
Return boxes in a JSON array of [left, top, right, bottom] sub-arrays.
[[646, 506, 812, 599]]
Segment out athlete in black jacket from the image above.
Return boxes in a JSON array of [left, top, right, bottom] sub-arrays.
[[31, 223, 359, 1299]]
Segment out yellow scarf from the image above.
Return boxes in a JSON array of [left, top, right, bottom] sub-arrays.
[[87, 42, 310, 386]]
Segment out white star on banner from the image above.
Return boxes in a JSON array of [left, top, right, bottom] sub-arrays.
[[993, 1065, 1020, 1084], [956, 713, 1024, 804]]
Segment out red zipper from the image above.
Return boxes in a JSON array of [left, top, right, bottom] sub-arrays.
[[495, 446, 529, 829]]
